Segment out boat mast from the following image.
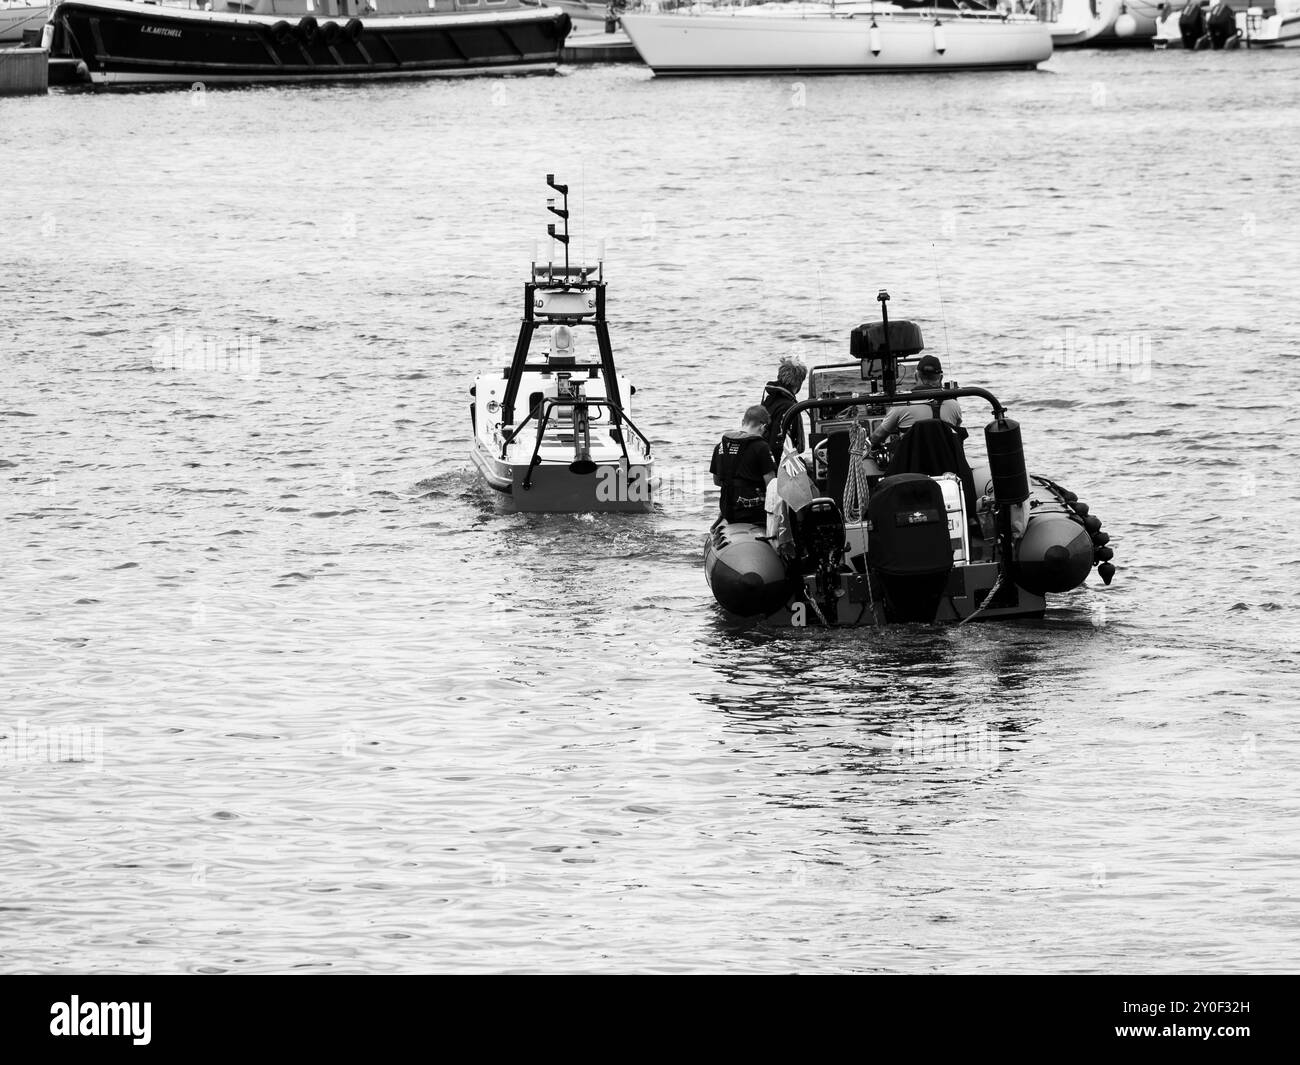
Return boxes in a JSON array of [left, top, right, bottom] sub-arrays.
[[546, 173, 570, 280]]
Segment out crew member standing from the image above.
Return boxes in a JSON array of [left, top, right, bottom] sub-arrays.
[[710, 405, 777, 526], [760, 355, 808, 463]]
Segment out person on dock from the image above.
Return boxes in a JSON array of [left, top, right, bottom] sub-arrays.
[[711, 405, 777, 526], [760, 355, 808, 463], [865, 354, 963, 450]]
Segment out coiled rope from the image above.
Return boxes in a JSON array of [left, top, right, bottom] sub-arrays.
[[842, 424, 873, 524], [842, 425, 877, 625]]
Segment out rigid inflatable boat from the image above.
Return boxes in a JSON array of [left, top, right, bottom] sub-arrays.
[[704, 291, 1115, 626], [469, 175, 654, 513]]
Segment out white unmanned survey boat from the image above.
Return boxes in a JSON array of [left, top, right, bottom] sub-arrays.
[[0, 1, 47, 42], [469, 175, 654, 513], [620, 1, 1054, 75]]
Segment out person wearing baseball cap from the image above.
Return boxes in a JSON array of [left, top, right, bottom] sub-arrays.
[[865, 354, 962, 450]]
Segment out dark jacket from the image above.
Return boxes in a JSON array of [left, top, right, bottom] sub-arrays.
[[710, 430, 775, 525], [760, 382, 806, 463]]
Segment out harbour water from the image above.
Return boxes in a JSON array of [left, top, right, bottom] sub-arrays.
[[1, 47, 1298, 973]]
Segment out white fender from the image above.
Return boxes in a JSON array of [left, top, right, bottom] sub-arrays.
[[869, 19, 882, 55], [40, 22, 54, 50], [933, 19, 947, 54]]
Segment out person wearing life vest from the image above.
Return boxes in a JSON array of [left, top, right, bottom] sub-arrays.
[[759, 355, 808, 463], [710, 405, 777, 525], [866, 353, 962, 450]]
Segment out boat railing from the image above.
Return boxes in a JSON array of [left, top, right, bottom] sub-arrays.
[[502, 395, 653, 470], [779, 385, 1009, 438]]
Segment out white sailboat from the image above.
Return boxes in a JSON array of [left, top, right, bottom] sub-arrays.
[[621, 1, 1054, 75]]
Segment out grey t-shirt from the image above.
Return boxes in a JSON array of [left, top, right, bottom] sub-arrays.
[[875, 392, 962, 439]]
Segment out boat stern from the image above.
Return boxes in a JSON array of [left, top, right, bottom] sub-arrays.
[[510, 459, 653, 513]]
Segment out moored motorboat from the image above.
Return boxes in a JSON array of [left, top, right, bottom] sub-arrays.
[[1038, 0, 1160, 47], [1237, 0, 1300, 43], [1093, 0, 1161, 43], [1024, 0, 1095, 46], [44, 0, 571, 87], [1154, 0, 1237, 45], [469, 175, 654, 514], [620, 1, 1054, 75], [526, 0, 619, 23], [704, 291, 1115, 626], [1154, 0, 1298, 45], [0, 1, 47, 43]]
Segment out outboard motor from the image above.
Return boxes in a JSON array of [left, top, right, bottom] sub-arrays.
[[1207, 2, 1236, 47], [793, 497, 848, 622], [794, 498, 847, 573], [1178, 0, 1206, 47], [867, 474, 953, 623]]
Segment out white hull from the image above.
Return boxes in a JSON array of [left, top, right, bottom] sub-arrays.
[[1029, 0, 1100, 45], [1245, 11, 1300, 43], [1045, 0, 1159, 46], [620, 11, 1054, 74], [1093, 0, 1160, 42], [470, 362, 653, 512], [469, 437, 654, 512], [0, 2, 47, 42], [1153, 1, 1300, 46]]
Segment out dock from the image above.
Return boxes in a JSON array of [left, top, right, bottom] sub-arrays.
[[0, 47, 47, 96], [560, 29, 642, 65]]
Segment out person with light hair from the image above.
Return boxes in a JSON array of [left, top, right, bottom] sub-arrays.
[[760, 354, 808, 463]]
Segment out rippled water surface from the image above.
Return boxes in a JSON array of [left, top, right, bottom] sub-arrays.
[[2, 46, 1299, 973]]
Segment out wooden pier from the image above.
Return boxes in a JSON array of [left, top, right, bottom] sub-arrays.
[[0, 47, 47, 96]]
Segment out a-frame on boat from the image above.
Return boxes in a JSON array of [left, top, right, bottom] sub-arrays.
[[469, 175, 654, 513]]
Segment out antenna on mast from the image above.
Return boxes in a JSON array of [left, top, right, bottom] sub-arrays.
[[931, 242, 952, 362], [546, 173, 570, 278]]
